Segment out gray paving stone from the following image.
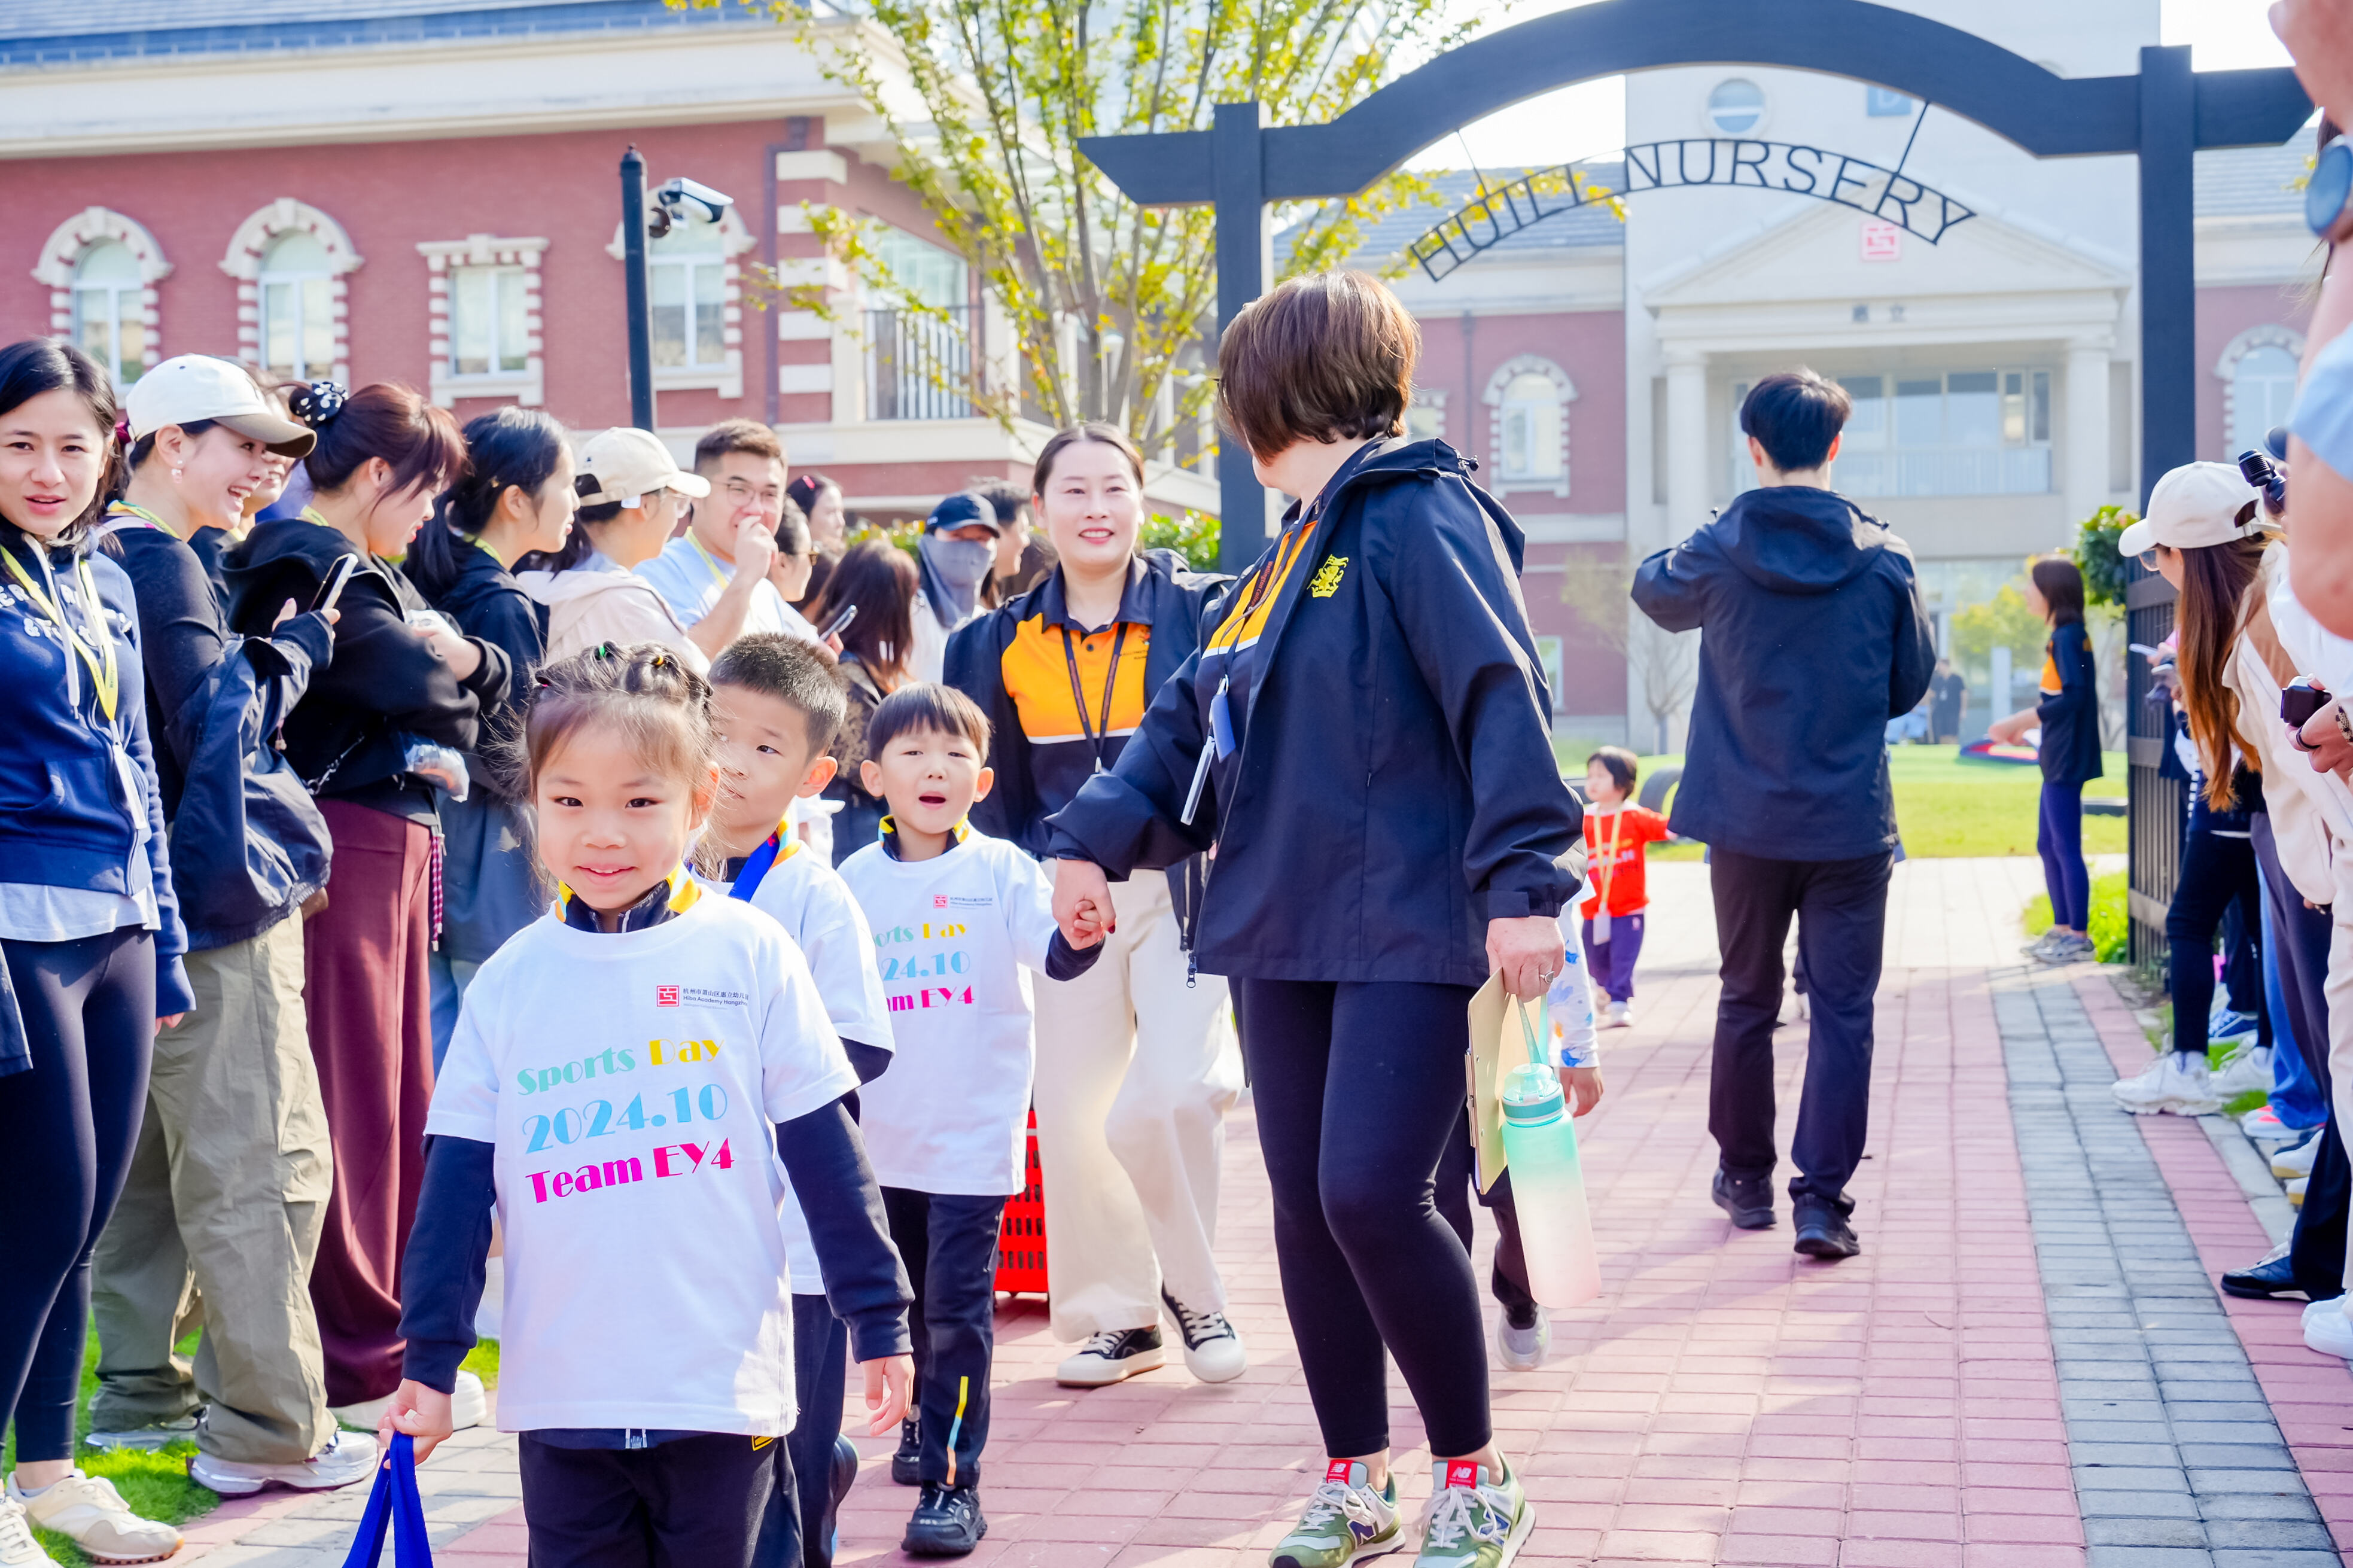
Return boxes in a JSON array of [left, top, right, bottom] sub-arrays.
[[2199, 1494, 2325, 1521], [2208, 1552, 2349, 1567], [2084, 1548, 2215, 1567], [2188, 1468, 2311, 1491], [2087, 1518, 2211, 1548], [2179, 1445, 2299, 1470], [2080, 1490, 2203, 1520], [2202, 1520, 2342, 1551]]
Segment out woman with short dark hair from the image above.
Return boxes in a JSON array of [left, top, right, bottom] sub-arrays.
[[1048, 272, 1586, 1568]]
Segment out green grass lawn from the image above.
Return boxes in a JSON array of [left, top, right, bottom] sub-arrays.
[[1556, 740, 2127, 860]]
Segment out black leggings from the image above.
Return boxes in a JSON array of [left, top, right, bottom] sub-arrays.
[[2167, 797, 2262, 1057], [0, 928, 156, 1463], [1232, 978, 1488, 1459]]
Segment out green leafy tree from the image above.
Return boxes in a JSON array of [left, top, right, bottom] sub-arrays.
[[2072, 504, 2137, 608], [701, 0, 1487, 458], [1950, 583, 2050, 674]]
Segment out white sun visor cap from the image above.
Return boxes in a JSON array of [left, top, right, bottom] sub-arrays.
[[2114, 462, 2266, 558], [575, 427, 711, 507], [126, 355, 315, 457]]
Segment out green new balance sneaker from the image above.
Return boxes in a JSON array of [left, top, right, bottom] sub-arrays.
[[1413, 1457, 1532, 1568], [1271, 1460, 1403, 1568]]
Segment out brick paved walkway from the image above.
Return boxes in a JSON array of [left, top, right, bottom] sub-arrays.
[[167, 858, 2351, 1568]]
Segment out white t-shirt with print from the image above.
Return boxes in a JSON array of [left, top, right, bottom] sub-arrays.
[[838, 829, 1059, 1197], [698, 841, 893, 1293], [427, 894, 856, 1435]]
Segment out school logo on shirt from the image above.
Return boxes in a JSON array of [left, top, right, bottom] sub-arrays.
[[1308, 555, 1349, 598], [656, 985, 681, 1007], [934, 895, 950, 909]]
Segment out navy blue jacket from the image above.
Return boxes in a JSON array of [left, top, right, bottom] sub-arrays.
[[1631, 485, 1935, 860], [2036, 620, 2104, 785], [1046, 437, 1581, 988], [0, 528, 194, 1053]]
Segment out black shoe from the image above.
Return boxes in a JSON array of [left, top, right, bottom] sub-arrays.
[[1792, 1194, 1861, 1260], [890, 1417, 921, 1486], [832, 1430, 860, 1506], [1712, 1168, 1775, 1229], [2221, 1253, 2309, 1301], [903, 1482, 987, 1557]]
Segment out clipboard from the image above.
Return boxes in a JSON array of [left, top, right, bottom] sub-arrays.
[[1465, 973, 1539, 1195]]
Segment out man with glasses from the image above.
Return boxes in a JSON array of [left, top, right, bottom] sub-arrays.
[[637, 418, 805, 656]]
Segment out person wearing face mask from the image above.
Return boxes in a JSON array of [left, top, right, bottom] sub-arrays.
[[406, 409, 577, 1065], [944, 424, 1247, 1389], [0, 338, 195, 1567], [223, 381, 503, 1431], [78, 355, 369, 1499], [515, 427, 712, 673], [914, 492, 1000, 683]]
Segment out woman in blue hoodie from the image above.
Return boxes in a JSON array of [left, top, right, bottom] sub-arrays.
[[0, 338, 194, 1564]]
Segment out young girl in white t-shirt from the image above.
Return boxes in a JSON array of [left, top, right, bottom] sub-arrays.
[[376, 641, 915, 1568]]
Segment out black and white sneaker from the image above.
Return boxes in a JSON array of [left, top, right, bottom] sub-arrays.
[[1055, 1326, 1166, 1387], [1161, 1288, 1247, 1383], [903, 1482, 987, 1557], [891, 1417, 921, 1486]]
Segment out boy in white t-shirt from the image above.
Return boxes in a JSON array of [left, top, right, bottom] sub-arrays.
[[698, 635, 896, 1568], [839, 683, 1103, 1557], [378, 645, 914, 1568]]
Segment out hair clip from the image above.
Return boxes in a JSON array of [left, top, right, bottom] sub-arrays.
[[291, 381, 347, 428], [593, 642, 616, 659], [648, 653, 668, 669], [534, 675, 555, 689], [114, 418, 131, 444]]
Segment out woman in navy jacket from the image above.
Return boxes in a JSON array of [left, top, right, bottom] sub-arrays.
[[1048, 274, 1584, 1567], [1990, 555, 2103, 961], [0, 339, 194, 1561]]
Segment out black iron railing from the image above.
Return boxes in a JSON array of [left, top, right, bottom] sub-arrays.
[[865, 306, 973, 421], [2125, 561, 2180, 976]]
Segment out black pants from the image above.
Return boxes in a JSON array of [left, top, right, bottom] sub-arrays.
[[2252, 817, 2349, 1296], [2169, 797, 2264, 1056], [0, 928, 156, 1463], [1232, 978, 1490, 1459], [1707, 848, 1893, 1205], [752, 1295, 848, 1568], [1435, 1112, 1538, 1328], [521, 1431, 780, 1568], [881, 1189, 1004, 1489]]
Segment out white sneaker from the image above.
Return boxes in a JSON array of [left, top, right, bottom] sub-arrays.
[[2111, 1054, 2220, 1117], [1602, 1002, 1633, 1030], [2275, 1137, 2320, 1180], [327, 1393, 392, 1430], [2211, 1045, 2274, 1099], [2302, 1296, 2353, 1359], [0, 1498, 59, 1567], [474, 1256, 504, 1340], [1161, 1291, 1246, 1384], [2288, 1176, 2309, 1208], [450, 1369, 487, 1432], [1495, 1309, 1550, 1371], [9, 1469, 180, 1564], [2242, 1105, 2296, 1139], [1055, 1327, 1166, 1387], [189, 1428, 379, 1495]]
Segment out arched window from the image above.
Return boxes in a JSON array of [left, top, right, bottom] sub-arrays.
[[259, 232, 335, 381], [649, 213, 727, 371], [1500, 374, 1565, 481], [72, 242, 147, 385], [2230, 344, 2299, 458], [1706, 79, 1766, 135]]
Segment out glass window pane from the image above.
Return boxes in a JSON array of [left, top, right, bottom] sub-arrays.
[[1707, 78, 1764, 134], [498, 271, 529, 373], [695, 263, 725, 367], [650, 261, 686, 367], [117, 310, 145, 383], [1894, 379, 1942, 447], [2233, 345, 2300, 457], [75, 289, 116, 379], [1946, 371, 1999, 447], [1838, 376, 1886, 448], [263, 231, 330, 273], [453, 269, 492, 376], [302, 278, 334, 379], [262, 281, 294, 375], [2002, 372, 2025, 444], [2031, 371, 2051, 443], [76, 241, 140, 284]]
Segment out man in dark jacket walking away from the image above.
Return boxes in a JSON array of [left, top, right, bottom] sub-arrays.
[[1632, 369, 1934, 1261]]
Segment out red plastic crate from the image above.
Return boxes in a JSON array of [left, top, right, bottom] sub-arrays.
[[995, 1109, 1048, 1295]]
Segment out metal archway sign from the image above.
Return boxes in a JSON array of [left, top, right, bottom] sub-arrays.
[[1407, 139, 1977, 282], [1074, 0, 2312, 574]]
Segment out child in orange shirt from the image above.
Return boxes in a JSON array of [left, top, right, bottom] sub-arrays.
[[1582, 748, 1672, 1028]]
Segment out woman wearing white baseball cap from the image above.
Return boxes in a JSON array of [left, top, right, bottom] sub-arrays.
[[515, 425, 711, 673], [77, 356, 373, 1496], [2112, 463, 2278, 1118]]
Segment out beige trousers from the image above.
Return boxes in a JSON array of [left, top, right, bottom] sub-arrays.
[[90, 917, 336, 1464], [1030, 873, 1244, 1340]]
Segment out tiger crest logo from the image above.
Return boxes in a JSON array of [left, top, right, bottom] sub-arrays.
[[1308, 555, 1349, 598]]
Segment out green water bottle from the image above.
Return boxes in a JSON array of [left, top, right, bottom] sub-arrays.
[[1498, 1060, 1602, 1306]]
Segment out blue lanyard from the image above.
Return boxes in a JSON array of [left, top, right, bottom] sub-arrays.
[[728, 824, 789, 901]]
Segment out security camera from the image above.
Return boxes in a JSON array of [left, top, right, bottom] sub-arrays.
[[652, 177, 733, 232]]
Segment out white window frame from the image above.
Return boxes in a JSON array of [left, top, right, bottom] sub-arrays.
[[219, 199, 363, 385], [2214, 324, 2307, 462], [1483, 356, 1576, 497], [418, 235, 550, 407], [257, 238, 335, 383], [32, 208, 171, 385], [607, 202, 757, 400], [71, 244, 149, 387]]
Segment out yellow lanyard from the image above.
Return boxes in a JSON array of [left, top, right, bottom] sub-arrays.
[[2, 541, 119, 724], [687, 532, 733, 591], [104, 501, 176, 537]]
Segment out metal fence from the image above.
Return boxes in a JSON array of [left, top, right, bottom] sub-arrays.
[[865, 306, 973, 421], [2124, 562, 2181, 975]]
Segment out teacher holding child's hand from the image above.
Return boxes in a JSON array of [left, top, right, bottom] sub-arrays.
[[1048, 272, 1581, 1568]]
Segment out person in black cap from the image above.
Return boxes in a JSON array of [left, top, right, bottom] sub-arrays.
[[911, 492, 999, 684]]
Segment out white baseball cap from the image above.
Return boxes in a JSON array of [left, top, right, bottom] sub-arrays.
[[126, 355, 315, 456], [576, 427, 710, 507], [2115, 462, 2265, 558]]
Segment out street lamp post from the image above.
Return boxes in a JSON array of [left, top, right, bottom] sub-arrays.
[[620, 145, 656, 433]]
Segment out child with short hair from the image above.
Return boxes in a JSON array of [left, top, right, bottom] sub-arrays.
[[1581, 747, 1672, 1028], [379, 642, 915, 1568], [699, 633, 896, 1568], [838, 682, 1103, 1557]]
